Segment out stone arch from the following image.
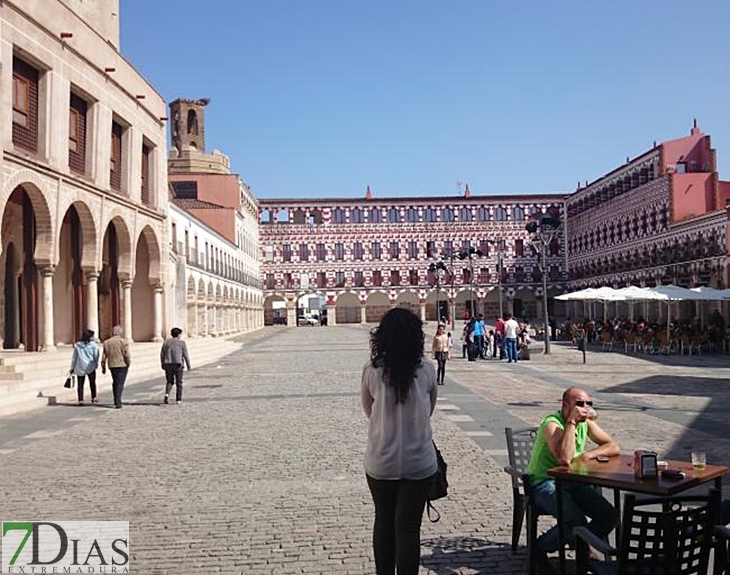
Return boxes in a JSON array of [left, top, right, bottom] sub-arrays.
[[56, 199, 97, 270], [137, 225, 162, 283], [365, 291, 390, 323], [335, 291, 360, 324], [102, 214, 133, 279], [264, 293, 287, 325], [187, 275, 197, 336], [395, 290, 419, 313], [2, 171, 54, 264]]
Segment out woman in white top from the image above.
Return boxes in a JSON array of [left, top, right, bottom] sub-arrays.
[[361, 308, 438, 575]]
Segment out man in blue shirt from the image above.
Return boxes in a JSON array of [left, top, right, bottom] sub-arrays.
[[472, 314, 485, 358]]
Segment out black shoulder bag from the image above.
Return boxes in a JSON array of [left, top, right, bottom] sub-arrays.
[[426, 441, 448, 522]]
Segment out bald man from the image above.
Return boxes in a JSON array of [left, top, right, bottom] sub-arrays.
[[525, 387, 620, 574]]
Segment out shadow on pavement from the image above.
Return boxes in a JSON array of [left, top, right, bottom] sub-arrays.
[[421, 536, 518, 574]]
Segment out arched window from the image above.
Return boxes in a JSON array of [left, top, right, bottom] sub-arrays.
[[369, 208, 381, 223], [477, 206, 489, 221], [424, 207, 436, 222], [459, 207, 472, 221], [187, 109, 198, 135], [406, 207, 418, 222], [441, 207, 454, 222], [513, 206, 525, 221], [333, 208, 345, 223], [260, 209, 271, 224], [276, 210, 290, 223], [495, 206, 507, 221], [388, 208, 401, 223], [310, 209, 323, 224], [293, 209, 305, 224], [351, 208, 363, 223]]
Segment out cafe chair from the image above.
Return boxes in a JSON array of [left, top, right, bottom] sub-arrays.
[[503, 426, 538, 554], [574, 489, 719, 575], [714, 525, 730, 575]]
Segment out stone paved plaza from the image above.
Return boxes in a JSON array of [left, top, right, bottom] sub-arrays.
[[1, 325, 730, 574]]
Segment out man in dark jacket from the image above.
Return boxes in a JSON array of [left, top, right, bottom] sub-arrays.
[[160, 327, 191, 405]]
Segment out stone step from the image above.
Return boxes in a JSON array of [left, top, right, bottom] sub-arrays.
[[0, 336, 244, 418]]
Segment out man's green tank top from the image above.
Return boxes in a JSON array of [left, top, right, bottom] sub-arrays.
[[525, 410, 588, 484]]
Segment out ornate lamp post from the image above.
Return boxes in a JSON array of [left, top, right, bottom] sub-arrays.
[[487, 239, 505, 318], [428, 261, 448, 323], [526, 213, 562, 354], [458, 246, 484, 319]]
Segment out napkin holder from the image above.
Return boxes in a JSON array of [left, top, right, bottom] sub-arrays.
[[633, 449, 658, 478]]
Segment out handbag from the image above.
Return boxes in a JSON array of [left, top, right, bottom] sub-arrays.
[[64, 374, 76, 389], [426, 441, 448, 522]]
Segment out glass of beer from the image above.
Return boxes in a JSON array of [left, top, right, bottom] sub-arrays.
[[691, 451, 706, 472]]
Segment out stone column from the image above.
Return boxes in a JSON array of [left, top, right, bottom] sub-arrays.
[[326, 303, 336, 326], [122, 280, 133, 342], [85, 271, 100, 336], [419, 301, 426, 322], [40, 265, 56, 351], [360, 303, 367, 324], [152, 284, 163, 342]]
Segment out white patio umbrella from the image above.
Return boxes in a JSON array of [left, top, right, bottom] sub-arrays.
[[645, 285, 720, 340]]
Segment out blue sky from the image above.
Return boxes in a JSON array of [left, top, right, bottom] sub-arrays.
[[121, 1, 730, 199]]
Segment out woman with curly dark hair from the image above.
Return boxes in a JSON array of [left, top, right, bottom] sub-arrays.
[[361, 307, 438, 574]]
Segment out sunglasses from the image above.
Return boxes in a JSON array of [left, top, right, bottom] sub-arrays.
[[574, 400, 593, 407]]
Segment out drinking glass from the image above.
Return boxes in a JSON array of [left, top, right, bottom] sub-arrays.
[[691, 451, 706, 472]]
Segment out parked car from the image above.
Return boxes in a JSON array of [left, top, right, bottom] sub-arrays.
[[298, 313, 318, 326]]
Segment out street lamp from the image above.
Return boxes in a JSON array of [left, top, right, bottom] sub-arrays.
[[428, 261, 448, 323], [458, 246, 484, 319], [525, 213, 562, 354], [486, 239, 505, 318]]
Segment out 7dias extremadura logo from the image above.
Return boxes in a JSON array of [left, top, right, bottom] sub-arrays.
[[2, 521, 129, 573]]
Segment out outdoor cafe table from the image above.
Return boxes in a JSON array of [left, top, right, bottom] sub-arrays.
[[547, 454, 728, 574]]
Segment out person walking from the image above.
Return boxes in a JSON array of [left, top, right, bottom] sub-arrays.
[[361, 308, 438, 575], [160, 327, 192, 405], [431, 324, 449, 385], [101, 325, 131, 409], [69, 329, 100, 406]]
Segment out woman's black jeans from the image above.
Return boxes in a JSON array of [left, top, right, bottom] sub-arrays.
[[366, 473, 435, 575], [76, 370, 97, 402], [434, 352, 447, 384]]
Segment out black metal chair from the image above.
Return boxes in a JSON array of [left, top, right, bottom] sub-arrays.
[[503, 426, 538, 554], [714, 525, 730, 575], [574, 489, 719, 575]]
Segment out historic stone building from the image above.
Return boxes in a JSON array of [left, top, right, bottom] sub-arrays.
[[0, 0, 168, 349], [259, 190, 566, 326], [166, 98, 263, 336], [565, 124, 730, 320]]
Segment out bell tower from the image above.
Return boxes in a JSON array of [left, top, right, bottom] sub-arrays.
[[169, 98, 209, 155]]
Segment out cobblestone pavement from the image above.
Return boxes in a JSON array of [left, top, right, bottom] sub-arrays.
[[1, 326, 729, 574]]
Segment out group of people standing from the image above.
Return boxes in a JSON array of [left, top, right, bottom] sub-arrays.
[[460, 312, 532, 362], [69, 327, 191, 408]]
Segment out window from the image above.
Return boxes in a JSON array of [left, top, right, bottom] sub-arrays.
[[282, 244, 292, 262], [369, 208, 381, 223], [426, 241, 435, 258], [353, 242, 364, 260], [293, 209, 305, 224], [406, 207, 418, 222], [408, 241, 418, 260], [371, 242, 382, 260], [389, 241, 399, 260], [355, 271, 364, 287], [110, 121, 123, 191], [334, 243, 344, 261], [140, 144, 151, 205], [513, 206, 525, 221], [477, 206, 489, 221], [495, 206, 507, 221], [316, 243, 326, 261], [69, 93, 87, 174], [352, 208, 363, 223], [441, 207, 454, 222], [284, 273, 294, 289], [264, 245, 274, 262], [171, 223, 178, 253], [12, 57, 39, 152], [460, 207, 472, 222], [515, 239, 524, 257], [335, 271, 346, 287], [479, 240, 489, 256], [388, 208, 400, 223], [389, 270, 401, 286], [424, 208, 436, 222], [333, 208, 345, 223], [265, 273, 275, 289], [299, 243, 309, 261], [409, 269, 419, 286], [372, 270, 382, 286], [317, 272, 327, 288], [443, 240, 453, 257]]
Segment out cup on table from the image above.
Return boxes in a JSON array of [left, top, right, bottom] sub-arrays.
[[691, 451, 706, 472]]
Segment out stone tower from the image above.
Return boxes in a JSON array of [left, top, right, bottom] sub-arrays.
[[168, 98, 230, 175]]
